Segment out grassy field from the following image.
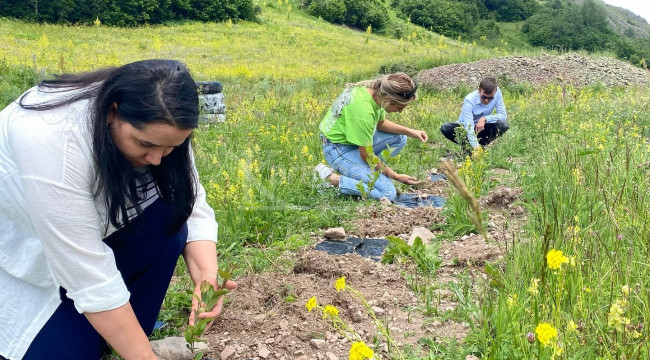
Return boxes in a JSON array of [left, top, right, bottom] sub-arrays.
[[1, 3, 649, 359]]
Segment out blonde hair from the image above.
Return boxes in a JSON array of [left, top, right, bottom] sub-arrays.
[[347, 72, 418, 108]]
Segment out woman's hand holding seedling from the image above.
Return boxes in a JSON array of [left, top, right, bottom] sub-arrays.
[[185, 266, 237, 355]]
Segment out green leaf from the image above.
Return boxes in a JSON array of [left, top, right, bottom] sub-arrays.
[[218, 269, 232, 282], [484, 262, 505, 290], [185, 327, 195, 345], [578, 149, 599, 156]]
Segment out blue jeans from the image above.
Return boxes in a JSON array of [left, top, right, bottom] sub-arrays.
[[321, 131, 407, 201]]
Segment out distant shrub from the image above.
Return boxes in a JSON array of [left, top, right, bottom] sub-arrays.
[[0, 0, 256, 26], [468, 19, 501, 41], [343, 0, 389, 34], [307, 0, 346, 24], [484, 0, 538, 22], [304, 0, 389, 33], [522, 0, 614, 52], [378, 62, 420, 77], [393, 0, 480, 38]]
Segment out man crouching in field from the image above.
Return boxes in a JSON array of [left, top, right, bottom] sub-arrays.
[[440, 77, 509, 154]]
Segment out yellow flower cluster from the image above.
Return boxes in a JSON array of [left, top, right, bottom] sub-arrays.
[[535, 323, 558, 346], [547, 249, 569, 270], [305, 296, 317, 312], [349, 341, 374, 360], [507, 294, 517, 308], [567, 320, 577, 333], [323, 305, 339, 319], [527, 278, 540, 295], [607, 298, 630, 331], [335, 276, 346, 292]]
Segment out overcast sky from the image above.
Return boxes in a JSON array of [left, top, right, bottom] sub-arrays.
[[601, 0, 650, 23]]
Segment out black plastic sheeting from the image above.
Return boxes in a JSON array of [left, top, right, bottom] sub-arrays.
[[315, 237, 389, 261], [393, 194, 446, 208]]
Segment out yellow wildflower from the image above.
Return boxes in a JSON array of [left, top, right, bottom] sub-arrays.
[[622, 285, 630, 296], [507, 294, 517, 308], [527, 278, 540, 295], [349, 341, 374, 360], [584, 287, 591, 292], [323, 305, 339, 319], [335, 276, 346, 292], [608, 298, 630, 331], [547, 249, 569, 270], [567, 320, 577, 332], [305, 296, 317, 312], [535, 323, 558, 346]]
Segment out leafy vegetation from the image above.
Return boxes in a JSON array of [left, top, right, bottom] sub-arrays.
[[0, 0, 257, 26]]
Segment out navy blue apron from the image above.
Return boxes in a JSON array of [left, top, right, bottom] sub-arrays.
[[20, 197, 187, 359]]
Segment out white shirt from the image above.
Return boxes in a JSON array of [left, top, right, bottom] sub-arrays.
[[457, 88, 507, 148], [0, 87, 218, 359]]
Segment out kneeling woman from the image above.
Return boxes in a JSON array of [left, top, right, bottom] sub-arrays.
[[316, 72, 427, 201]]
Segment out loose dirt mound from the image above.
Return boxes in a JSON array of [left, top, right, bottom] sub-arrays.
[[481, 185, 522, 209], [197, 182, 528, 359], [203, 250, 439, 360], [416, 53, 649, 89], [350, 204, 443, 239]]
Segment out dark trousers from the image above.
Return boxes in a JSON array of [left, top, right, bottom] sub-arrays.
[[440, 120, 509, 148], [20, 198, 188, 360]]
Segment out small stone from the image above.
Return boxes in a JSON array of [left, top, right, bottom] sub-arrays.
[[352, 310, 365, 323], [310, 339, 327, 349], [294, 349, 305, 355], [466, 356, 480, 360], [371, 306, 385, 316], [150, 337, 193, 360], [408, 227, 436, 245], [379, 197, 392, 207], [279, 319, 289, 330], [326, 352, 339, 360], [259, 345, 271, 359], [324, 227, 346, 240], [220, 345, 236, 360]]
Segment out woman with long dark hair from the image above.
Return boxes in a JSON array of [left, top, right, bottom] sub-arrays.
[[0, 59, 235, 359]]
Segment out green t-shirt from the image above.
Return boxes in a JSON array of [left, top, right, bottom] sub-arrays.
[[319, 86, 386, 146]]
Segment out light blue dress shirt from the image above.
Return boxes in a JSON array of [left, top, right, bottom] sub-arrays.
[[457, 88, 507, 148]]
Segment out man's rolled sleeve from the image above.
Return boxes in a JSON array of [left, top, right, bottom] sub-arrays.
[[458, 99, 479, 148]]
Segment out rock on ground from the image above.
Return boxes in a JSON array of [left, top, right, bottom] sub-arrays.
[[323, 227, 346, 240], [150, 336, 208, 360], [408, 226, 436, 245]]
